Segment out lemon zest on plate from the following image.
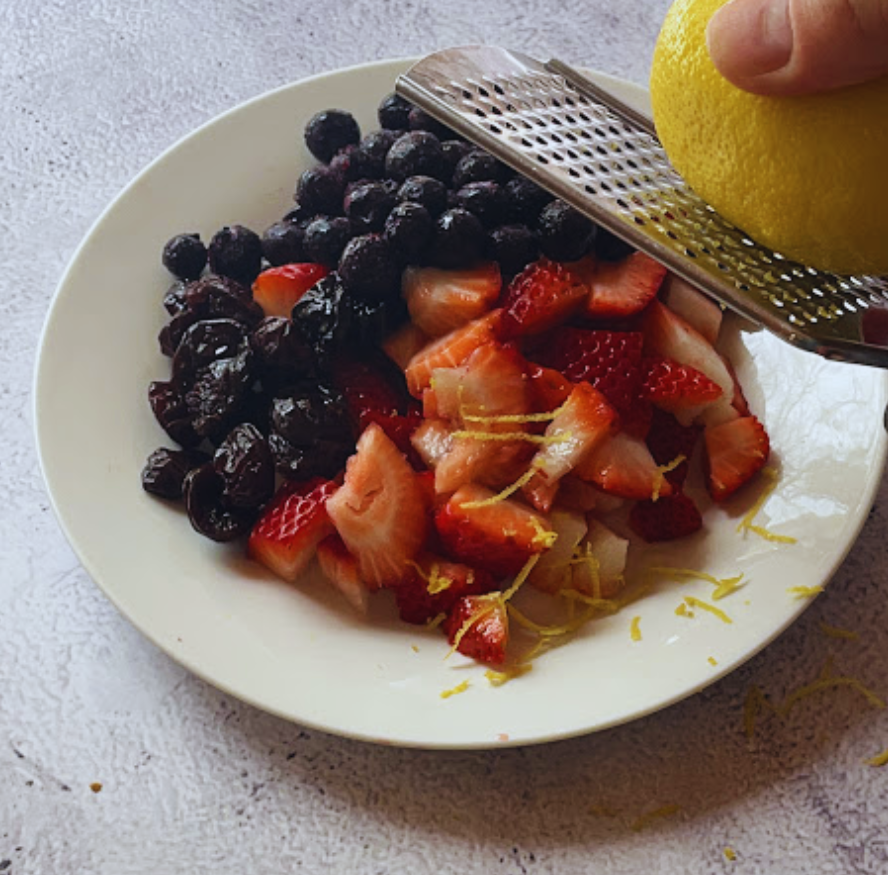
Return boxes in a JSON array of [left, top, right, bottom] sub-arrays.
[[652, 455, 686, 502], [788, 585, 824, 599], [630, 615, 642, 642], [819, 622, 858, 641], [630, 804, 681, 831], [708, 656, 718, 666], [684, 596, 732, 624], [485, 664, 533, 686], [440, 680, 470, 699], [736, 467, 797, 543], [675, 602, 691, 618], [426, 612, 447, 629], [649, 566, 744, 600]]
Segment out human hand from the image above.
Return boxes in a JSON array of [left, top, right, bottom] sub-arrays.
[[706, 0, 888, 95]]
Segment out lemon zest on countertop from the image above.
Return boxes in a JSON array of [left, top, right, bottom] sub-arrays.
[[865, 747, 888, 767], [819, 622, 858, 640], [440, 680, 470, 699], [779, 676, 886, 716], [630, 804, 681, 831], [724, 847, 737, 862]]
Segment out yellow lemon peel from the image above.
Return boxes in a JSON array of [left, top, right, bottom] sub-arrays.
[[451, 429, 568, 445], [652, 455, 686, 502], [724, 848, 737, 862], [788, 585, 824, 599], [460, 403, 566, 425], [529, 516, 558, 550], [485, 664, 533, 686], [630, 615, 642, 642], [819, 622, 859, 641], [457, 460, 544, 509], [630, 804, 681, 832], [708, 656, 718, 667], [684, 596, 732, 624], [736, 468, 797, 544], [649, 566, 744, 600], [865, 748, 888, 768], [440, 680, 470, 699]]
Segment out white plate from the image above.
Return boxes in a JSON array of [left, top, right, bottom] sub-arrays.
[[35, 58, 888, 749]]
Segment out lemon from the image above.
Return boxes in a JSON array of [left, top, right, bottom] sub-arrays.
[[650, 0, 888, 276]]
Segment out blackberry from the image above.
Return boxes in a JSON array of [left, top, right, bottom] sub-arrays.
[[304, 109, 361, 163], [261, 220, 307, 266], [149, 380, 201, 448], [452, 149, 509, 188], [348, 129, 400, 180], [163, 280, 189, 316], [452, 181, 507, 228], [343, 180, 398, 232], [295, 166, 345, 216], [537, 200, 596, 262], [594, 228, 635, 262], [172, 319, 248, 385], [431, 208, 485, 269], [184, 464, 255, 542], [303, 216, 354, 267], [162, 233, 207, 281], [378, 92, 412, 130], [397, 175, 448, 216], [184, 343, 255, 440], [441, 140, 473, 183], [183, 274, 263, 327], [338, 234, 400, 301], [385, 131, 447, 183], [141, 447, 210, 500], [384, 202, 434, 264], [207, 225, 263, 285], [269, 433, 354, 481], [408, 107, 452, 140], [271, 382, 351, 446], [488, 224, 539, 277], [504, 176, 552, 225], [213, 423, 275, 509], [250, 316, 316, 387]]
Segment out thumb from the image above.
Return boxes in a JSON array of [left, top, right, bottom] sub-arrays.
[[706, 0, 888, 95]]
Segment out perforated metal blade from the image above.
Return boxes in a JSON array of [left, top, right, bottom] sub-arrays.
[[396, 46, 888, 368]]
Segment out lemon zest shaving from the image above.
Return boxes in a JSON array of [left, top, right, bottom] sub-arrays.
[[446, 603, 497, 659], [451, 429, 568, 445], [558, 589, 622, 614], [460, 403, 566, 425], [684, 596, 732, 624], [426, 612, 447, 630], [736, 467, 797, 543], [675, 602, 690, 618], [708, 656, 718, 666], [570, 542, 602, 599], [507, 602, 597, 638], [743, 685, 777, 740], [652, 455, 686, 502], [589, 804, 620, 818], [440, 680, 470, 699], [485, 664, 533, 686], [865, 747, 888, 767], [457, 461, 543, 509], [411, 644, 419, 653], [724, 848, 737, 862], [630, 615, 642, 642], [500, 554, 541, 603], [778, 676, 885, 716], [630, 804, 681, 832], [713, 575, 744, 601], [649, 566, 744, 600], [819, 622, 859, 641], [788, 585, 824, 599], [529, 516, 558, 550]]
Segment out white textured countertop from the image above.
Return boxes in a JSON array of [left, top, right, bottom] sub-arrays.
[[5, 1, 888, 872]]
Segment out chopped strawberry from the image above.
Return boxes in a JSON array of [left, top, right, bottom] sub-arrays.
[[661, 273, 723, 345], [435, 484, 554, 578], [531, 328, 645, 413], [393, 554, 498, 624], [524, 382, 617, 512], [573, 518, 629, 598], [248, 478, 338, 582], [526, 362, 574, 413], [326, 423, 429, 587], [404, 309, 503, 398], [619, 399, 654, 439], [382, 321, 430, 371], [724, 357, 751, 416], [252, 263, 329, 318], [403, 263, 501, 338], [640, 356, 723, 413], [574, 431, 674, 500], [704, 415, 770, 501], [499, 257, 588, 336], [646, 407, 701, 489], [331, 356, 404, 431], [316, 534, 369, 611], [583, 251, 667, 318], [443, 595, 509, 666], [528, 509, 587, 593], [642, 300, 732, 399], [629, 492, 703, 542], [410, 418, 454, 470]]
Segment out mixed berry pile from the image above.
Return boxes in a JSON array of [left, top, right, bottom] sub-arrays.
[[142, 92, 770, 666]]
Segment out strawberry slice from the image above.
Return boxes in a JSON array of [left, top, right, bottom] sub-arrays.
[[583, 251, 667, 318], [531, 328, 645, 414], [646, 407, 701, 489], [526, 363, 574, 413], [316, 534, 370, 611], [629, 493, 703, 542], [443, 595, 509, 666], [393, 554, 498, 624], [661, 273, 722, 345], [573, 518, 629, 598], [248, 478, 338, 582], [252, 263, 329, 318], [326, 423, 429, 587], [523, 382, 617, 512], [404, 309, 503, 398], [410, 418, 454, 470], [574, 431, 674, 500], [435, 484, 554, 578], [382, 321, 430, 371], [499, 257, 588, 336], [640, 356, 723, 413], [402, 263, 501, 338], [704, 415, 770, 501]]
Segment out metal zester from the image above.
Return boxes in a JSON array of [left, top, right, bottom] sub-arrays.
[[396, 46, 888, 368]]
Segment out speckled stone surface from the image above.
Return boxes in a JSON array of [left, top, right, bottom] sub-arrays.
[[4, 1, 888, 872]]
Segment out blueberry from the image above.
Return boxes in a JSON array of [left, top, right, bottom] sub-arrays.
[[344, 180, 398, 232], [397, 175, 448, 216], [488, 224, 539, 277], [304, 109, 361, 163], [338, 234, 400, 301], [431, 208, 485, 269], [207, 225, 263, 285], [504, 176, 552, 226], [537, 200, 596, 262], [295, 166, 345, 216], [594, 228, 635, 262], [408, 107, 453, 140], [328, 144, 358, 181], [441, 140, 473, 183], [162, 233, 207, 281], [261, 220, 307, 266], [384, 202, 434, 264], [452, 149, 509, 188], [453, 181, 507, 228], [348, 130, 401, 180], [303, 216, 354, 267], [385, 131, 447, 182], [378, 93, 413, 130]]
